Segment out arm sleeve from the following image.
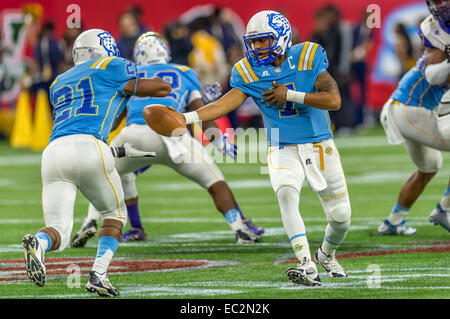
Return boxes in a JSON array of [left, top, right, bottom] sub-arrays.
[[185, 68, 202, 92], [311, 44, 330, 78], [184, 68, 202, 104], [104, 58, 138, 95], [230, 64, 252, 96]]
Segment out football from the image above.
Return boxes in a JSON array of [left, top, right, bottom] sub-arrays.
[[142, 104, 187, 137]]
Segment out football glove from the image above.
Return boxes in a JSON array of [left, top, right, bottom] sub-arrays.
[[213, 133, 237, 159], [202, 82, 222, 104], [111, 143, 156, 158]]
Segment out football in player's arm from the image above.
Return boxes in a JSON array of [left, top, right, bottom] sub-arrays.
[[184, 59, 341, 126]]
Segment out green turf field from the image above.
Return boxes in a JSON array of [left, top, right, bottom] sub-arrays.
[[0, 125, 449, 299]]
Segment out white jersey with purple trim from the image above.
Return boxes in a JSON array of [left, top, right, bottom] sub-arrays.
[[419, 14, 450, 51]]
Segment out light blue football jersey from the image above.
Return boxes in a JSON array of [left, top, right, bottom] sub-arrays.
[[49, 56, 137, 143], [391, 53, 448, 110], [126, 63, 201, 125], [230, 42, 333, 146]]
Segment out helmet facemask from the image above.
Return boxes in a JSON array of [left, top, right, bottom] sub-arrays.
[[427, 0, 450, 32], [243, 11, 292, 66]]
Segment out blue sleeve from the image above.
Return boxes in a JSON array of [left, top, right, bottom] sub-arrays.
[[184, 68, 202, 92], [312, 44, 329, 77], [104, 58, 138, 95], [230, 64, 251, 96]]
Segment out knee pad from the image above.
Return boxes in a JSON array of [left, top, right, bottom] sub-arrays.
[[120, 173, 138, 200], [322, 193, 351, 223], [327, 219, 351, 233], [276, 185, 299, 203], [418, 150, 443, 173]]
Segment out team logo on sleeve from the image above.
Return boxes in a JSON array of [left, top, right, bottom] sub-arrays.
[[97, 31, 119, 56], [268, 13, 290, 37]]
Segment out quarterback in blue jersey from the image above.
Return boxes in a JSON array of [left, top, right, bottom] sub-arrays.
[[378, 0, 450, 236], [21, 29, 170, 297], [70, 32, 263, 247], [184, 11, 350, 286]]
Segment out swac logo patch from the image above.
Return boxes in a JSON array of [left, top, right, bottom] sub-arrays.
[[325, 147, 333, 155], [97, 31, 118, 56], [267, 13, 290, 37], [294, 244, 304, 252]]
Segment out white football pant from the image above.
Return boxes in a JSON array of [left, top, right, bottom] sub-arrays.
[[267, 139, 351, 224], [381, 100, 446, 173], [41, 134, 127, 251]]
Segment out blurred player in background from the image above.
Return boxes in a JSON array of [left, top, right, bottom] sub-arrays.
[[71, 32, 264, 247], [378, 0, 450, 235], [183, 10, 351, 286], [22, 29, 171, 297]]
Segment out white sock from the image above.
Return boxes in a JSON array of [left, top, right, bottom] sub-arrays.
[[440, 187, 450, 211], [87, 204, 102, 222], [387, 203, 409, 225], [224, 209, 245, 231], [276, 186, 311, 261], [92, 249, 114, 274], [322, 220, 350, 255]]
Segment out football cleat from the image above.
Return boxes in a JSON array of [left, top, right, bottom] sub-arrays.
[[286, 257, 321, 286], [314, 246, 347, 278], [120, 228, 147, 242], [243, 219, 265, 236], [22, 234, 46, 287], [71, 219, 97, 248], [429, 204, 450, 232], [235, 227, 262, 244], [377, 219, 416, 235], [85, 271, 119, 297]]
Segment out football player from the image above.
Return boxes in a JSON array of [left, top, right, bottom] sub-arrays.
[[70, 32, 263, 247], [378, 0, 450, 235], [22, 29, 171, 297], [183, 11, 351, 286]]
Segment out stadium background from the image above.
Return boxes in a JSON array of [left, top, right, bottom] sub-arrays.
[[0, 0, 432, 146], [1, 0, 450, 301]]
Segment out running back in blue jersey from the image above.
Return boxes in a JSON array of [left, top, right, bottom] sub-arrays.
[[126, 63, 201, 125], [230, 41, 333, 146], [391, 53, 448, 110], [49, 56, 137, 143]]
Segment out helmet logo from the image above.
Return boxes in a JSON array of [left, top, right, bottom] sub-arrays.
[[268, 13, 290, 37], [97, 31, 118, 56]]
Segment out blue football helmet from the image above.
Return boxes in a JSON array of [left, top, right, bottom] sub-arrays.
[[243, 10, 292, 66], [427, 0, 450, 32]]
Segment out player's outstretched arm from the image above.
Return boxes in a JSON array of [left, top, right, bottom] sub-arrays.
[[187, 98, 238, 159], [123, 78, 172, 97], [184, 88, 248, 124]]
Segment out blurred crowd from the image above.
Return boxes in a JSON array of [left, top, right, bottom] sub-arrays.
[[0, 3, 429, 136]]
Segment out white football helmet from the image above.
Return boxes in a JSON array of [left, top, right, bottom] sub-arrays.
[[72, 29, 120, 66], [243, 10, 292, 65], [133, 32, 171, 66]]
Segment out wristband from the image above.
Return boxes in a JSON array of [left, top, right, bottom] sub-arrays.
[[286, 89, 306, 104], [183, 111, 200, 125]]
